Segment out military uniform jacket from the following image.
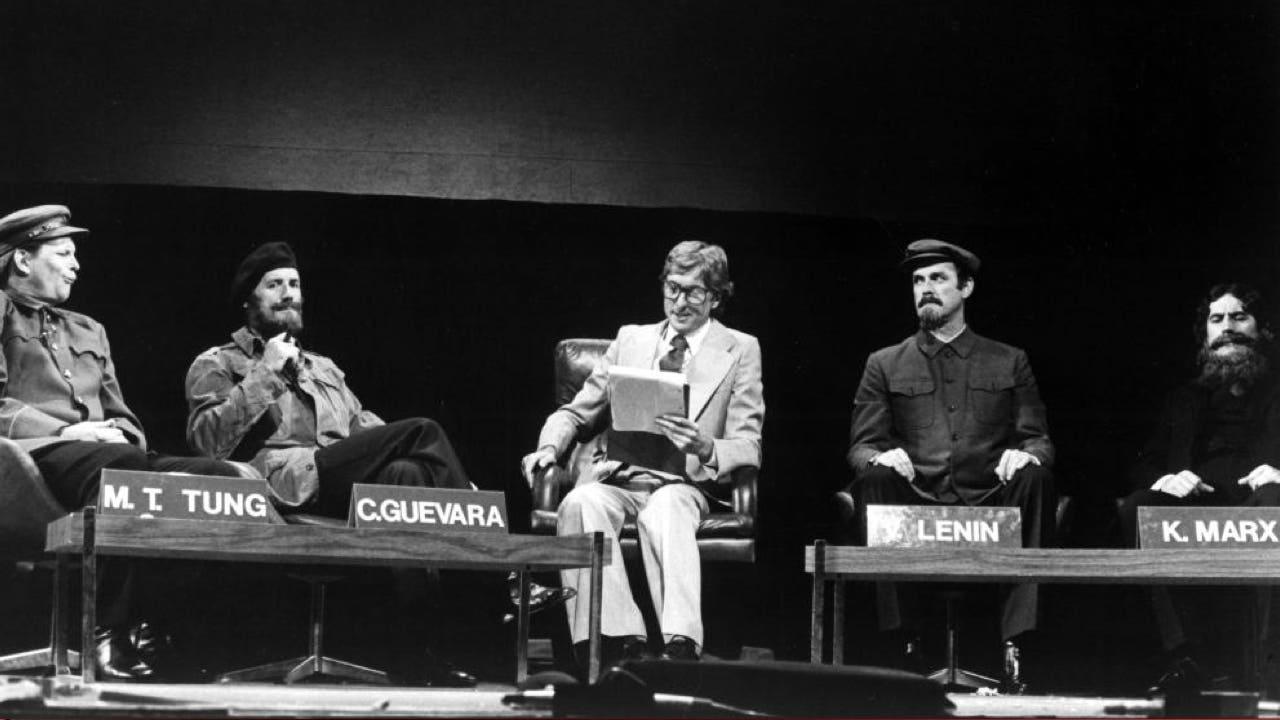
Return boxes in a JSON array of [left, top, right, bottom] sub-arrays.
[[848, 328, 1053, 504], [0, 290, 146, 451], [185, 327, 383, 507]]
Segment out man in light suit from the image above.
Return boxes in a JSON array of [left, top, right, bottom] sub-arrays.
[[521, 240, 764, 665]]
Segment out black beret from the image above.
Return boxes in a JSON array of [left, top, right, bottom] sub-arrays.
[[0, 205, 89, 255], [230, 242, 297, 307], [900, 238, 981, 275]]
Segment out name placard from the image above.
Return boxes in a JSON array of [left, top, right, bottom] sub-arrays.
[[867, 504, 1022, 548], [1138, 507, 1280, 548], [349, 485, 508, 533], [97, 469, 282, 524]]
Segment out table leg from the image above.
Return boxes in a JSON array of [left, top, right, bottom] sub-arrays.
[[811, 541, 826, 664], [81, 508, 97, 684], [53, 553, 71, 675], [588, 531, 604, 684], [516, 570, 531, 685], [832, 578, 845, 665]]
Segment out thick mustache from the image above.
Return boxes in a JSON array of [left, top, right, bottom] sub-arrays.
[[1212, 332, 1255, 349], [918, 297, 942, 308], [272, 302, 301, 311]]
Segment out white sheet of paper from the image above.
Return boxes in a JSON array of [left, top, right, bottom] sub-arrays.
[[608, 366, 688, 433]]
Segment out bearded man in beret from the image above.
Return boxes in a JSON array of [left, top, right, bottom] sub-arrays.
[[185, 241, 503, 687], [845, 239, 1056, 693], [0, 204, 242, 681]]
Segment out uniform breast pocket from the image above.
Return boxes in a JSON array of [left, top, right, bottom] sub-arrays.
[[67, 339, 107, 384], [968, 375, 1014, 425], [888, 377, 936, 430]]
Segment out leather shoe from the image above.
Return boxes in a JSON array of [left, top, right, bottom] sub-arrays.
[[1000, 640, 1027, 695], [504, 573, 576, 622], [95, 626, 155, 681], [396, 650, 477, 688], [661, 635, 700, 661], [1146, 655, 1236, 697]]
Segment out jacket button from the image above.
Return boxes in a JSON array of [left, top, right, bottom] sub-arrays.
[[63, 370, 72, 380], [74, 396, 84, 404], [944, 377, 954, 383], [951, 433, 959, 441], [305, 463, 315, 471], [948, 405, 957, 412]]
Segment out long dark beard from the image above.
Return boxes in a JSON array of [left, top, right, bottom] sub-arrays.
[[1196, 341, 1270, 389]]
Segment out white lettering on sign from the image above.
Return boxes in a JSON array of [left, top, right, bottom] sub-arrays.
[[180, 488, 269, 518], [1193, 520, 1280, 543], [101, 484, 134, 511], [142, 486, 164, 512], [1162, 520, 1187, 542], [916, 519, 999, 543], [355, 498, 507, 528]]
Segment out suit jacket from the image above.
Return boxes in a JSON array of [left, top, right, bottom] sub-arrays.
[[848, 328, 1053, 504], [0, 290, 146, 452], [1130, 377, 1280, 495], [537, 319, 764, 502]]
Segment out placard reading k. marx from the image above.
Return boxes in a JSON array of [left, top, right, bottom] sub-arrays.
[[350, 485, 508, 533], [1138, 507, 1280, 548], [97, 469, 282, 523], [867, 504, 1022, 548]]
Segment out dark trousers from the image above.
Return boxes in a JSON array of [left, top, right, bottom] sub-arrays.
[[312, 418, 472, 518], [1120, 483, 1280, 679], [29, 441, 241, 628], [311, 418, 475, 668], [848, 463, 1056, 640]]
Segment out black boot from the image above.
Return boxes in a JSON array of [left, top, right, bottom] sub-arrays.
[[94, 626, 155, 681], [1000, 640, 1027, 695]]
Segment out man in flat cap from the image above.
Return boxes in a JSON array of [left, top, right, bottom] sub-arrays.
[[185, 241, 486, 686], [0, 204, 242, 681], [846, 239, 1055, 693], [1119, 282, 1280, 694]]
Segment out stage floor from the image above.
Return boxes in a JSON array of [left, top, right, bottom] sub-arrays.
[[3, 674, 1277, 717]]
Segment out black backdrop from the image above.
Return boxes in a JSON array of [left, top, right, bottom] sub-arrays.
[[3, 180, 1279, 690]]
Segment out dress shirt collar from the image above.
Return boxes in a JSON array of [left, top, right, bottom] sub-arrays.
[[916, 325, 976, 358], [661, 318, 713, 358]]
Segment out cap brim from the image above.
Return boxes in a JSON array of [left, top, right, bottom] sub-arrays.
[[900, 251, 957, 269], [39, 225, 89, 241]]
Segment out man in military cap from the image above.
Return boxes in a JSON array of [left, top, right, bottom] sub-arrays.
[[0, 204, 242, 680], [184, 241, 488, 686], [846, 239, 1055, 692]]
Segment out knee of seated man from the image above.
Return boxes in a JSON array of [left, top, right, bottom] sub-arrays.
[[378, 458, 429, 486], [1250, 482, 1280, 506], [1010, 462, 1053, 491], [854, 463, 910, 494], [98, 443, 150, 470], [557, 482, 610, 517]]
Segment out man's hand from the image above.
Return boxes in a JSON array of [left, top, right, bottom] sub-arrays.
[[1239, 464, 1280, 491], [262, 332, 300, 374], [1151, 470, 1214, 498], [995, 449, 1038, 484], [871, 447, 915, 481], [655, 414, 714, 462], [521, 446, 558, 488], [60, 420, 128, 444]]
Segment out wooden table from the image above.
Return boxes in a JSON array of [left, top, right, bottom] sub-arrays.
[[807, 540, 1280, 665], [46, 509, 609, 684]]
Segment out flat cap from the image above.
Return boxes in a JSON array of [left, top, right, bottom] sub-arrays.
[[900, 238, 981, 275], [0, 205, 89, 256], [231, 242, 297, 307]]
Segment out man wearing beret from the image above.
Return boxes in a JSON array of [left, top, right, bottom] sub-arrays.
[[846, 239, 1055, 693], [0, 204, 242, 681], [184, 241, 486, 686]]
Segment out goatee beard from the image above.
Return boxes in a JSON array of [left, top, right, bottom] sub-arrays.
[[918, 305, 947, 332], [1196, 343, 1270, 390], [250, 306, 304, 338]]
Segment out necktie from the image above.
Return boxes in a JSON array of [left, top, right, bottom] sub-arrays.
[[660, 334, 689, 372]]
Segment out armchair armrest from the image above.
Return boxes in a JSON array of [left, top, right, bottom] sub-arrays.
[[532, 464, 573, 513], [730, 465, 758, 527]]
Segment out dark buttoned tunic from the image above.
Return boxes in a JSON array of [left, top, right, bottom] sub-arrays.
[[848, 328, 1053, 504]]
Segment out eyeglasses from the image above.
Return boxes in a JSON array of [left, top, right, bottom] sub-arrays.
[[662, 280, 712, 304]]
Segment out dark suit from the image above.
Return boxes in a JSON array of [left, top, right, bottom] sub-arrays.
[[846, 328, 1056, 639], [1120, 378, 1280, 666]]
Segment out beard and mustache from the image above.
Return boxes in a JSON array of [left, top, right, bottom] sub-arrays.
[[916, 296, 948, 331], [249, 299, 304, 337], [1196, 331, 1271, 389]]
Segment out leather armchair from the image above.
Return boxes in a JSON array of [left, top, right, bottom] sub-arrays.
[[530, 338, 758, 563], [0, 437, 73, 673]]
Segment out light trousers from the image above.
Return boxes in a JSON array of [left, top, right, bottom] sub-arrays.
[[557, 481, 710, 646]]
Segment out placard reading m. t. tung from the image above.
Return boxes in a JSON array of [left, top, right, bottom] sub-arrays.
[[97, 469, 281, 523], [1138, 507, 1280, 548], [349, 484, 508, 533]]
